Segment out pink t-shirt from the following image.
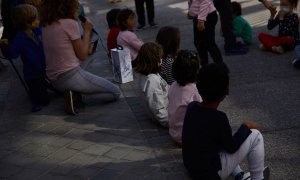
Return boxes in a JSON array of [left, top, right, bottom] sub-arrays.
[[42, 19, 81, 80], [168, 82, 202, 144]]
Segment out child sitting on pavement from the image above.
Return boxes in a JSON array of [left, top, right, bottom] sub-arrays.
[[168, 50, 202, 145], [117, 8, 143, 66], [182, 62, 269, 180], [135, 42, 169, 128], [258, 0, 300, 54], [156, 26, 181, 85], [106, 8, 121, 60], [0, 4, 50, 112], [231, 2, 253, 45]]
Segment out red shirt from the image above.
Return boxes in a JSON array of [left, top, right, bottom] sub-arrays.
[[107, 27, 120, 58]]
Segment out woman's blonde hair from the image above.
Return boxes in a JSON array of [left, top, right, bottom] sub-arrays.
[[39, 0, 79, 26], [13, 4, 38, 31], [135, 42, 163, 75]]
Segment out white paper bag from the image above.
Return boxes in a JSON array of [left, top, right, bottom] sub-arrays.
[[111, 46, 134, 83]]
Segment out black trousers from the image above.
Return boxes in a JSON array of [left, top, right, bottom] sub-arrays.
[[134, 0, 155, 26], [26, 78, 50, 106], [193, 11, 223, 65], [214, 0, 236, 50]]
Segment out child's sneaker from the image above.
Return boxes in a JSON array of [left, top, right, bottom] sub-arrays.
[[234, 171, 250, 180], [292, 58, 300, 69], [271, 46, 284, 54], [65, 90, 78, 115], [259, 44, 267, 51]]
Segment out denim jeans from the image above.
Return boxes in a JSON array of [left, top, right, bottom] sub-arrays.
[[295, 45, 300, 59], [52, 66, 120, 101]]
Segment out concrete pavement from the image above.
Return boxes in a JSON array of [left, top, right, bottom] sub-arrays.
[[0, 0, 299, 179]]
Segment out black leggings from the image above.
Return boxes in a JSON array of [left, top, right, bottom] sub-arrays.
[[193, 11, 223, 65]]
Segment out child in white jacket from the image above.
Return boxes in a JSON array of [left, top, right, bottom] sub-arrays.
[[135, 42, 169, 127]]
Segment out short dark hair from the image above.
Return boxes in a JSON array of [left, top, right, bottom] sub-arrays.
[[156, 26, 180, 58], [135, 42, 163, 75], [196, 62, 230, 101], [106, 8, 121, 28], [117, 8, 135, 31], [172, 50, 200, 86], [231, 1, 242, 16]]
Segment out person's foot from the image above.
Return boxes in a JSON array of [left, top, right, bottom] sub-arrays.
[[73, 92, 85, 108], [271, 46, 284, 54], [149, 21, 158, 28], [64, 90, 78, 115], [259, 44, 267, 51], [225, 47, 248, 56], [234, 171, 251, 180], [136, 24, 145, 31], [292, 58, 300, 69]]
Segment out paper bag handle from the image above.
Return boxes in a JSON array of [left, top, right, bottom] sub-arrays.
[[116, 45, 124, 50]]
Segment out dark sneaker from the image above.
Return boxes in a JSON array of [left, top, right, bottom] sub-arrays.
[[234, 171, 244, 180], [73, 92, 85, 108], [293, 58, 300, 69], [225, 47, 248, 56], [149, 22, 158, 28], [136, 24, 145, 31], [65, 90, 78, 115]]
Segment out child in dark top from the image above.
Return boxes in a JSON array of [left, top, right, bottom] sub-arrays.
[[106, 8, 121, 60], [1, 4, 49, 112], [231, 2, 253, 45], [156, 26, 180, 85], [258, 0, 300, 54], [182, 63, 269, 180]]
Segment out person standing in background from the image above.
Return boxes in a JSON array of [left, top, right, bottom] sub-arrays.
[[134, 0, 157, 30]]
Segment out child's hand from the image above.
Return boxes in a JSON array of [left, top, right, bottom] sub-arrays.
[[278, 10, 285, 20], [187, 13, 194, 19], [197, 20, 205, 31], [243, 121, 260, 130], [269, 4, 277, 16], [0, 39, 9, 45]]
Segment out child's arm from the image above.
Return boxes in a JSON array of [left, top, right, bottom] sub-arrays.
[[128, 33, 143, 51], [0, 39, 9, 45], [219, 116, 252, 153], [267, 11, 279, 30], [259, 0, 277, 14]]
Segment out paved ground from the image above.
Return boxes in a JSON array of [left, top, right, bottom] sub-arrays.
[[0, 0, 300, 179]]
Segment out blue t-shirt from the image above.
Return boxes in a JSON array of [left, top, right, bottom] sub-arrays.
[[9, 27, 46, 81]]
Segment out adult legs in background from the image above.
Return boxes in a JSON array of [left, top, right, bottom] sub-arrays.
[[218, 129, 265, 180], [214, 0, 236, 51], [145, 0, 155, 24], [193, 11, 223, 65], [135, 0, 146, 27]]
